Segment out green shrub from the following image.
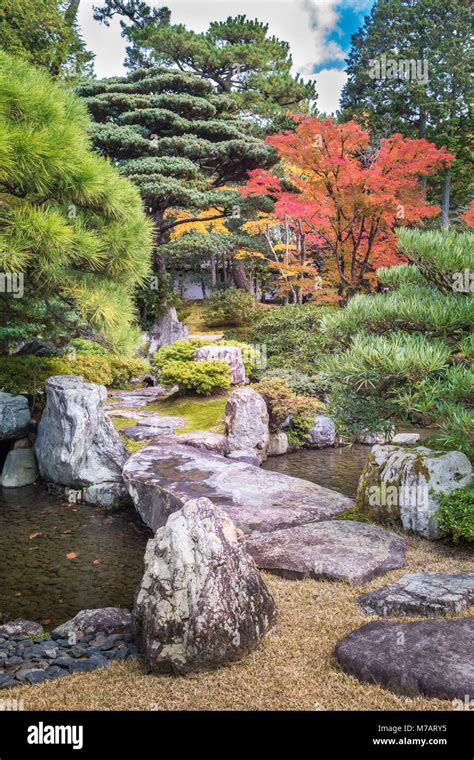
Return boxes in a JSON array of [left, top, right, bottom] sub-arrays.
[[438, 485, 474, 543], [263, 368, 321, 397], [204, 289, 259, 327], [159, 359, 231, 396], [70, 339, 109, 356], [108, 357, 149, 388], [152, 339, 207, 370], [252, 377, 322, 436], [0, 355, 112, 398]]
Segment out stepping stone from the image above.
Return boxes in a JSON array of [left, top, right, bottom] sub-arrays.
[[358, 572, 474, 617], [123, 442, 353, 534], [122, 426, 171, 441], [245, 521, 406, 584], [335, 617, 474, 700], [110, 387, 170, 399], [107, 410, 157, 420]]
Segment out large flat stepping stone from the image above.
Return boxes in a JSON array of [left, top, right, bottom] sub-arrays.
[[358, 572, 474, 617], [336, 617, 474, 700], [123, 442, 353, 534], [245, 521, 406, 584], [121, 416, 186, 441]]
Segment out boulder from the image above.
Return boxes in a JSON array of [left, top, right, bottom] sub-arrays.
[[227, 449, 261, 466], [267, 432, 289, 457], [0, 392, 30, 441], [355, 430, 394, 445], [52, 608, 131, 639], [151, 431, 229, 456], [194, 344, 246, 385], [13, 438, 30, 449], [123, 441, 353, 535], [15, 339, 58, 356], [307, 416, 337, 448], [356, 445, 472, 539], [225, 388, 269, 462], [146, 306, 188, 355], [133, 497, 277, 674], [35, 376, 129, 507], [392, 433, 420, 444], [246, 520, 406, 584], [335, 617, 474, 700], [0, 619, 44, 637], [357, 572, 474, 617], [1, 448, 37, 487]]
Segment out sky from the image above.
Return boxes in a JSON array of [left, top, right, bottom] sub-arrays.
[[78, 0, 375, 114]]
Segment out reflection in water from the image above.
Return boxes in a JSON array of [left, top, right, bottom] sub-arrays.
[[0, 485, 152, 627], [262, 445, 370, 498]]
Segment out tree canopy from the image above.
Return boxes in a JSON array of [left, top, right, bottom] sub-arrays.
[[0, 53, 153, 354]]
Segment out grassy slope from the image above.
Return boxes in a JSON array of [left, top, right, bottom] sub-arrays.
[[14, 534, 473, 711]]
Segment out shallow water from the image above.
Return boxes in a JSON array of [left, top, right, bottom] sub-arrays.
[[263, 445, 370, 498], [0, 484, 152, 628]]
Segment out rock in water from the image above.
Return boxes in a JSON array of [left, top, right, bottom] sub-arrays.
[[123, 441, 353, 534], [356, 445, 472, 539], [267, 432, 289, 457], [392, 433, 420, 444], [1, 448, 37, 487], [133, 497, 277, 674], [225, 388, 269, 462], [357, 572, 474, 617], [307, 416, 337, 448], [246, 521, 406, 584], [335, 617, 474, 700], [0, 392, 30, 441], [35, 376, 129, 507], [194, 345, 246, 384], [146, 306, 188, 354], [52, 608, 131, 638]]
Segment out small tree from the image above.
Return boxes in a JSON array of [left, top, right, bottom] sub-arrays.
[[0, 53, 152, 354], [240, 117, 453, 300]]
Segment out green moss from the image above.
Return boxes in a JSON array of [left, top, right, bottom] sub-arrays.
[[146, 394, 228, 434], [337, 506, 372, 523]]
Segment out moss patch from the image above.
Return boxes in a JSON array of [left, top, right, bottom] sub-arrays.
[[145, 394, 228, 435]]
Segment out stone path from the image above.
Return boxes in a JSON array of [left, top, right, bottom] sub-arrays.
[[245, 521, 406, 585], [335, 617, 474, 700], [123, 441, 353, 535], [107, 386, 173, 410], [357, 572, 474, 617]]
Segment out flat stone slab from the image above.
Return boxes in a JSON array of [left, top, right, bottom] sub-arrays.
[[122, 425, 173, 441], [336, 617, 474, 700], [123, 442, 353, 535], [245, 521, 406, 584], [149, 431, 229, 456], [357, 572, 474, 617]]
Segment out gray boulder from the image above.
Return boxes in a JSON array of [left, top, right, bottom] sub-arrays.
[[52, 608, 131, 639], [356, 445, 472, 539], [152, 431, 229, 456], [392, 433, 420, 444], [227, 449, 262, 466], [194, 344, 246, 384], [1, 448, 37, 487], [246, 520, 406, 585], [146, 306, 188, 355], [133, 497, 277, 674], [267, 432, 289, 457], [307, 416, 337, 448], [0, 392, 30, 441], [35, 376, 129, 507], [225, 388, 269, 462], [336, 617, 474, 700], [357, 572, 474, 617], [123, 441, 353, 535], [0, 619, 44, 637]]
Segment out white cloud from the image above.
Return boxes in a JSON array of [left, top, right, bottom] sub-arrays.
[[300, 0, 346, 67], [314, 67, 347, 114]]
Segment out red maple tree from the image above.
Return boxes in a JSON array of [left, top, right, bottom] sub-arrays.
[[240, 117, 454, 299]]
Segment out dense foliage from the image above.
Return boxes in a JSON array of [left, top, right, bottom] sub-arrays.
[[203, 289, 259, 327], [438, 485, 474, 543], [0, 53, 153, 354]]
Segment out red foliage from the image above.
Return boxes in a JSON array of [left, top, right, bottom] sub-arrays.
[[241, 118, 454, 296], [461, 200, 474, 227]]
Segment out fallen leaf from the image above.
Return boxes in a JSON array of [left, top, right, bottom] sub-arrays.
[[92, 559, 102, 566], [65, 552, 77, 560], [29, 531, 42, 540]]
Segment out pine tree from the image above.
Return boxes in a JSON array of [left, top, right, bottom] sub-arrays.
[[77, 66, 276, 303], [93, 2, 316, 127], [340, 0, 473, 225], [0, 53, 153, 354], [0, 0, 93, 76]]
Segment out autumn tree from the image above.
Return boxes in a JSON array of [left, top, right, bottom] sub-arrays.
[[77, 66, 276, 312], [93, 2, 316, 128], [240, 117, 453, 300], [0, 0, 93, 76], [340, 0, 473, 226]]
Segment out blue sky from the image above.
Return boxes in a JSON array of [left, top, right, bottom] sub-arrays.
[[78, 1, 375, 113]]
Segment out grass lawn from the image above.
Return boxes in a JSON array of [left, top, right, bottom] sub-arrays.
[[14, 534, 473, 711]]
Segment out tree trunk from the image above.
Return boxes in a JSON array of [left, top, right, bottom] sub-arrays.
[[232, 261, 251, 291], [441, 173, 451, 229]]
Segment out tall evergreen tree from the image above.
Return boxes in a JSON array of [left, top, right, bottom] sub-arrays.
[[0, 0, 93, 76], [340, 0, 473, 225], [0, 53, 153, 354], [77, 66, 276, 303], [93, 2, 316, 127]]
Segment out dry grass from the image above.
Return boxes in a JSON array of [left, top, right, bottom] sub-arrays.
[[13, 534, 473, 712]]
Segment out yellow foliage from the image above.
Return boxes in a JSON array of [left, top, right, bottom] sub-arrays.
[[167, 208, 229, 239]]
